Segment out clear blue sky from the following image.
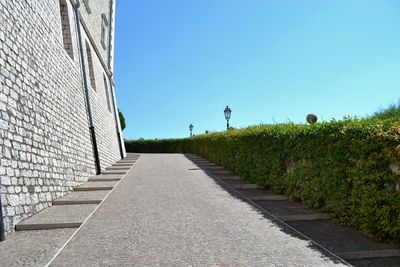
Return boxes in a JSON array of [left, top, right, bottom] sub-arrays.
[[114, 0, 400, 140]]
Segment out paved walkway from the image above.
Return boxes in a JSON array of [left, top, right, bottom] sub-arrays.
[[47, 154, 346, 266]]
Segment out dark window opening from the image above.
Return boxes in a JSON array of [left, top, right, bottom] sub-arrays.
[[59, 0, 73, 59], [103, 74, 112, 112], [85, 41, 96, 90], [101, 13, 109, 50]]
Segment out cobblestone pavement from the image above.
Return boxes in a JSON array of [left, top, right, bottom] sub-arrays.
[[48, 154, 348, 266], [0, 229, 76, 267]]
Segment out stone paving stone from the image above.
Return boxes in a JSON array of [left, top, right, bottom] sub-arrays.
[[348, 256, 400, 267], [53, 190, 109, 203], [215, 174, 243, 180], [208, 169, 234, 175], [125, 154, 140, 158], [238, 189, 285, 197], [256, 199, 323, 216], [196, 162, 218, 167], [250, 194, 288, 201], [0, 229, 76, 267], [218, 178, 254, 186], [280, 213, 330, 222], [194, 160, 214, 164], [49, 154, 347, 266], [106, 166, 131, 170], [75, 181, 117, 189], [236, 189, 289, 200], [201, 165, 226, 170], [113, 162, 135, 166], [118, 159, 137, 163], [338, 249, 400, 261], [231, 183, 261, 189], [16, 204, 97, 230]]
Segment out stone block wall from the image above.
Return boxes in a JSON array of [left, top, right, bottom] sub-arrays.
[[0, 0, 123, 234]]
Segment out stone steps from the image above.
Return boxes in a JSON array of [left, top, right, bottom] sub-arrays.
[[187, 155, 400, 263], [13, 156, 138, 232], [16, 204, 97, 231], [287, 219, 400, 264]]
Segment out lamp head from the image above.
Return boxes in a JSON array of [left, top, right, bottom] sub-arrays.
[[224, 106, 232, 120]]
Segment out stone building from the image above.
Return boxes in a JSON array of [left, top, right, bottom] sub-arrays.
[[0, 0, 125, 235]]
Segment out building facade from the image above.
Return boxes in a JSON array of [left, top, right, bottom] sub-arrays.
[[0, 0, 124, 234]]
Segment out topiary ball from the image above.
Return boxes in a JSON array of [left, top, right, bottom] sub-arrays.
[[306, 114, 318, 124]]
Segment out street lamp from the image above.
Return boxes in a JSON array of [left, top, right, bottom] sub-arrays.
[[189, 123, 194, 137], [224, 106, 232, 130]]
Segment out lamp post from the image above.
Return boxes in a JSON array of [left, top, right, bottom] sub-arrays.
[[224, 106, 232, 130], [189, 123, 194, 138]]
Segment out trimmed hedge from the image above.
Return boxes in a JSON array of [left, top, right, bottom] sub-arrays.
[[125, 119, 400, 242]]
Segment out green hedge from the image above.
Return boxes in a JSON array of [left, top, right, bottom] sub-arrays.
[[125, 119, 400, 242]]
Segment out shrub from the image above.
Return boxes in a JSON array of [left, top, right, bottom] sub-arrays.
[[371, 103, 400, 121], [119, 109, 126, 131], [125, 119, 400, 242]]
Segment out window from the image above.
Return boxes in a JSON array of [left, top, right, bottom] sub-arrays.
[[100, 13, 109, 50], [85, 41, 96, 90], [103, 74, 112, 112], [82, 0, 91, 13], [59, 0, 73, 59]]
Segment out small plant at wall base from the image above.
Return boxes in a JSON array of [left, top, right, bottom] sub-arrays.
[[119, 109, 126, 130]]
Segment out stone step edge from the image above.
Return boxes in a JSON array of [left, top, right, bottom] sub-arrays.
[[280, 213, 330, 222], [74, 187, 114, 191], [89, 178, 121, 182], [218, 176, 242, 180], [53, 200, 102, 205], [107, 166, 131, 169], [231, 184, 261, 190], [101, 170, 127, 174], [250, 195, 288, 201], [337, 249, 400, 260], [212, 165, 398, 263], [16, 222, 82, 231]]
